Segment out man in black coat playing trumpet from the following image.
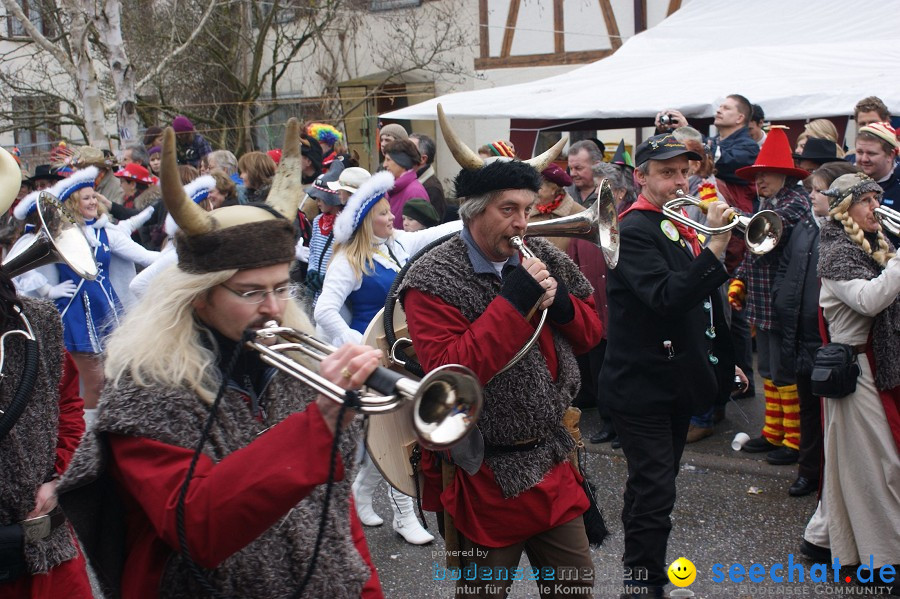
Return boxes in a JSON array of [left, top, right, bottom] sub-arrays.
[[600, 133, 746, 599]]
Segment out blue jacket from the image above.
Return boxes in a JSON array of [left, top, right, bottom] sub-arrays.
[[712, 127, 760, 185]]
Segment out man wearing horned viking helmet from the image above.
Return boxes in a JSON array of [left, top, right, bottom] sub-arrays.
[[398, 106, 604, 598], [58, 120, 385, 599]]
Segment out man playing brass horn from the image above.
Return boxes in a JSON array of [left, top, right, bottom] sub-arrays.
[[57, 121, 385, 598], [601, 133, 746, 598], [398, 107, 603, 598]]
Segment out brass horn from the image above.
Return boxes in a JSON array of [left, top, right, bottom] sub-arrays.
[[2, 193, 98, 280], [247, 322, 482, 450], [496, 179, 620, 378], [521, 178, 620, 269], [875, 205, 900, 236], [662, 190, 783, 255]]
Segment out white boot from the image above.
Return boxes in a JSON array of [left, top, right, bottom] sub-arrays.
[[83, 408, 98, 431], [352, 458, 384, 526], [390, 487, 434, 545]]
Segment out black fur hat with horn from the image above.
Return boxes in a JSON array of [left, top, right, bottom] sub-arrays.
[[162, 118, 305, 273], [437, 104, 568, 200]]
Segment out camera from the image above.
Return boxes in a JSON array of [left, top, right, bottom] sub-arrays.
[[659, 113, 674, 126]]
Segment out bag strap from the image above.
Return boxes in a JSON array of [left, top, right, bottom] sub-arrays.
[[817, 278, 831, 344], [317, 233, 334, 273]]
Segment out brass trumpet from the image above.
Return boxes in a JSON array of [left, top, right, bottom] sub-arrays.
[[875, 205, 900, 236], [1, 193, 99, 280], [247, 322, 482, 449], [662, 190, 783, 255]]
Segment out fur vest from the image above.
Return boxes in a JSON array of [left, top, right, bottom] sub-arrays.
[[0, 297, 77, 574], [399, 235, 592, 497], [819, 220, 900, 390], [59, 371, 370, 598]]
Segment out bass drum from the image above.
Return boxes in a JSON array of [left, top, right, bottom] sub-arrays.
[[361, 303, 424, 497]]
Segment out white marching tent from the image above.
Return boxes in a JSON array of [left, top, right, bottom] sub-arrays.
[[384, 0, 900, 123]]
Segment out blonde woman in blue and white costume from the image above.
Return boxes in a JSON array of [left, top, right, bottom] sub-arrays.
[[9, 188, 154, 299], [315, 171, 462, 545], [50, 166, 159, 426]]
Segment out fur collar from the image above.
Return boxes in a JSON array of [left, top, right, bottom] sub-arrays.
[[819, 220, 900, 390]]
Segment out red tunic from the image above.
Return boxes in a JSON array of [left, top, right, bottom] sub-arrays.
[[1, 352, 92, 599], [106, 401, 382, 599], [403, 288, 603, 547]]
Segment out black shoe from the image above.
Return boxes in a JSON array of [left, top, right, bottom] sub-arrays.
[[741, 436, 780, 453], [611, 438, 622, 450], [767, 447, 799, 465], [800, 539, 831, 564], [789, 476, 819, 497], [590, 426, 617, 444]]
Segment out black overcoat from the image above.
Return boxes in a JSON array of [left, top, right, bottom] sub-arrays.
[[600, 209, 735, 415]]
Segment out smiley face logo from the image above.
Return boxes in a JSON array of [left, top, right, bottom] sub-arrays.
[[667, 557, 697, 587]]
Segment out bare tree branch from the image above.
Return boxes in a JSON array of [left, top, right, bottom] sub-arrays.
[[134, 0, 219, 90]]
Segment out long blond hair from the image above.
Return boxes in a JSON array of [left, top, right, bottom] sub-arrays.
[[332, 197, 390, 280], [64, 187, 108, 225], [104, 264, 313, 403]]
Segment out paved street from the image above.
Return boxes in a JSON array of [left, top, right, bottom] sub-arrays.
[[360, 388, 889, 598]]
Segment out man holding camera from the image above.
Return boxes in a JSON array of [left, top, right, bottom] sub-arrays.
[[601, 133, 745, 598]]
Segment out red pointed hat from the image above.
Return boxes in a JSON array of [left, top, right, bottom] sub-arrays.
[[736, 127, 810, 181]]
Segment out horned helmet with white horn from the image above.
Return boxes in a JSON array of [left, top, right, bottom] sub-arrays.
[[0, 146, 23, 215], [161, 118, 305, 273], [437, 103, 567, 201]]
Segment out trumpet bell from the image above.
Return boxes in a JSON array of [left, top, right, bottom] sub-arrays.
[[524, 178, 620, 268], [743, 210, 783, 255], [411, 365, 482, 449], [2, 193, 99, 280], [875, 205, 900, 236]]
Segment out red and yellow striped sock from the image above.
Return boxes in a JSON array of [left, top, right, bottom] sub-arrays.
[[779, 383, 801, 450], [762, 378, 784, 445]]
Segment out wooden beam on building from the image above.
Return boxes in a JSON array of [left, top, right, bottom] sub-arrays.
[[599, 0, 622, 50], [479, 0, 489, 58], [667, 0, 682, 15], [633, 0, 647, 34], [553, 0, 565, 53], [500, 0, 521, 58]]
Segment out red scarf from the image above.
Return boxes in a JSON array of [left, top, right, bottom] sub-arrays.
[[536, 192, 565, 215], [620, 194, 701, 255], [319, 213, 336, 236]]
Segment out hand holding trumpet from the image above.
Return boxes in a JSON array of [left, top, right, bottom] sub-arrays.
[[316, 344, 383, 434], [522, 256, 558, 310]]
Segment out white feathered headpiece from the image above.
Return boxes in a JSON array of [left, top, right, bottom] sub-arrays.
[[333, 171, 394, 244], [47, 166, 99, 204], [12, 190, 41, 221]]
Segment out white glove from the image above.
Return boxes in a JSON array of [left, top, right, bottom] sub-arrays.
[[44, 281, 78, 299], [122, 206, 155, 233], [295, 238, 310, 263]]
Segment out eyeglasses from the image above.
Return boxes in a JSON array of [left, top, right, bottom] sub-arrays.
[[220, 283, 298, 304]]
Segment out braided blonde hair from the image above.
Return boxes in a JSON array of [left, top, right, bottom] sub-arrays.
[[829, 193, 895, 267]]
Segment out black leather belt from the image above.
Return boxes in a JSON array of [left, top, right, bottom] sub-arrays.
[[20, 506, 66, 542], [484, 438, 546, 457]]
